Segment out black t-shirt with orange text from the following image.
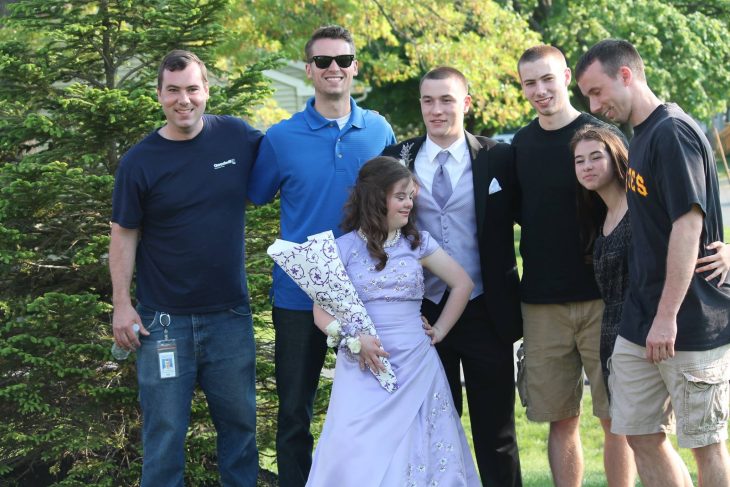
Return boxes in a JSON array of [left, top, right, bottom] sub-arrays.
[[620, 103, 730, 350]]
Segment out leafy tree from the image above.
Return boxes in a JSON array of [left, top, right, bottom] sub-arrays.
[[227, 0, 541, 136], [0, 1, 275, 485], [505, 0, 730, 122], [233, 0, 729, 134]]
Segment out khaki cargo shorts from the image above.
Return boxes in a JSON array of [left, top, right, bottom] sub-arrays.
[[609, 336, 730, 448], [517, 300, 609, 422]]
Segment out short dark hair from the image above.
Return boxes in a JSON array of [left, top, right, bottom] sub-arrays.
[[419, 66, 469, 93], [341, 156, 420, 271], [575, 39, 645, 82], [157, 50, 208, 90], [517, 44, 566, 76], [304, 25, 355, 61]]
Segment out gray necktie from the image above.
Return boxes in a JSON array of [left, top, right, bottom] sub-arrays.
[[432, 150, 452, 208]]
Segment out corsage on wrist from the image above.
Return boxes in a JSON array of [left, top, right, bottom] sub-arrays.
[[345, 336, 361, 354], [325, 319, 361, 354], [325, 320, 342, 347]]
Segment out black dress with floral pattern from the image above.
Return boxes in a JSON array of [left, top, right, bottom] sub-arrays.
[[593, 212, 631, 396]]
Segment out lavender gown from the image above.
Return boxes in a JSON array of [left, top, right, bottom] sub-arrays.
[[306, 231, 480, 487]]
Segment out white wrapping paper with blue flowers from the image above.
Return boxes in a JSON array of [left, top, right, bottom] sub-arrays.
[[267, 230, 398, 393]]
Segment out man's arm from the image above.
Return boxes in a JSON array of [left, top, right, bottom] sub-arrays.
[[247, 136, 281, 206], [109, 223, 146, 349], [421, 248, 474, 344], [646, 205, 703, 363], [385, 125, 397, 146]]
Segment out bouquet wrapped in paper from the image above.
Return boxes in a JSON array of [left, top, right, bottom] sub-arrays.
[[267, 230, 398, 393]]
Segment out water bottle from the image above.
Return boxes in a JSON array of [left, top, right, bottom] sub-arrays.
[[111, 323, 140, 361]]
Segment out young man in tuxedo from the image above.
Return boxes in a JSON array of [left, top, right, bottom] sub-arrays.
[[383, 66, 522, 487]]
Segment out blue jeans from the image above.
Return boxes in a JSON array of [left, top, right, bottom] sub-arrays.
[[273, 307, 329, 487], [136, 303, 257, 487]]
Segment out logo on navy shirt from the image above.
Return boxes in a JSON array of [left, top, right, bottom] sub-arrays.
[[213, 158, 236, 170]]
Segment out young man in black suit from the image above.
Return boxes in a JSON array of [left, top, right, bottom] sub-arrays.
[[382, 66, 522, 487]]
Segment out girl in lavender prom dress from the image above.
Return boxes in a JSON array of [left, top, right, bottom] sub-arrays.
[[306, 157, 481, 487]]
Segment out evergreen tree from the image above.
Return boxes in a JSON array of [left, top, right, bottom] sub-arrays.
[[0, 1, 275, 484]]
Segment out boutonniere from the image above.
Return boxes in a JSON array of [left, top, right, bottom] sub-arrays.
[[398, 142, 414, 167]]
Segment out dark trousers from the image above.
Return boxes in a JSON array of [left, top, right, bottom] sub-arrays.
[[422, 294, 522, 487], [272, 307, 328, 487]]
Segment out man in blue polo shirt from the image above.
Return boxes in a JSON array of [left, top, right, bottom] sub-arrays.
[[248, 25, 395, 487]]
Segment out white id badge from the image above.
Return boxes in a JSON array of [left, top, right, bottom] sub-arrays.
[[156, 339, 178, 379]]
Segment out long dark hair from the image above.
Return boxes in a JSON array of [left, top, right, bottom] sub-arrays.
[[341, 156, 421, 270], [570, 124, 629, 257]]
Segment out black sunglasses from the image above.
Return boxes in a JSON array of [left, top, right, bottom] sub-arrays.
[[309, 55, 355, 69]]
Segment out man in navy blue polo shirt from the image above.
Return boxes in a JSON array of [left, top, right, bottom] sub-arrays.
[[110, 50, 262, 486], [248, 25, 396, 487]]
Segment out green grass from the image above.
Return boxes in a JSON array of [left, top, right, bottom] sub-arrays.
[[498, 223, 730, 485], [262, 224, 729, 482], [460, 389, 730, 486], [292, 383, 728, 486]]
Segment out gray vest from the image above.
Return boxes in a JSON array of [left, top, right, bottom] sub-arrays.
[[416, 161, 484, 303]]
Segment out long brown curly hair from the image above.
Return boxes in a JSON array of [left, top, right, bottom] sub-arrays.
[[341, 156, 421, 270]]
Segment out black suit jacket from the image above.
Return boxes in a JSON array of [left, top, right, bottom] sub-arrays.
[[383, 132, 522, 343]]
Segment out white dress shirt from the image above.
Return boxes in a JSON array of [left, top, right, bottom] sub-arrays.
[[414, 135, 469, 194]]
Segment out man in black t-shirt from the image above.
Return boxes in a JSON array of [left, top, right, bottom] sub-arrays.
[[577, 39, 730, 486], [514, 45, 635, 487]]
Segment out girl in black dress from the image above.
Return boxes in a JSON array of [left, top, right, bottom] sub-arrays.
[[572, 125, 635, 487]]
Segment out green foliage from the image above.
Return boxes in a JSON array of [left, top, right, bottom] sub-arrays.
[[507, 0, 730, 122], [0, 293, 141, 486], [0, 0, 274, 484], [226, 0, 541, 137], [245, 201, 281, 468], [244, 199, 336, 474], [232, 0, 729, 135], [3, 0, 729, 484]]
